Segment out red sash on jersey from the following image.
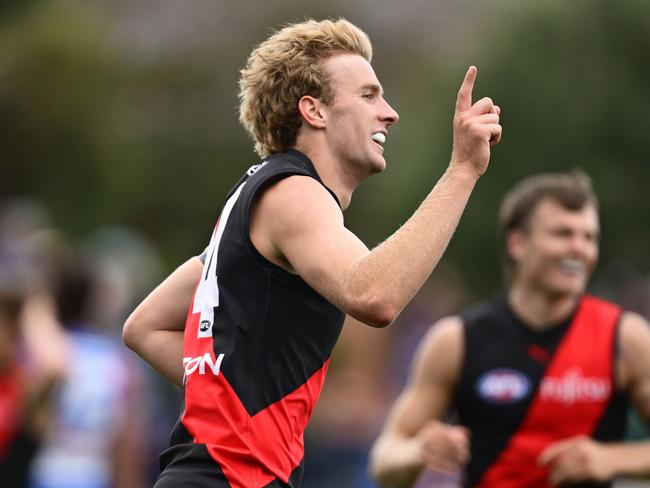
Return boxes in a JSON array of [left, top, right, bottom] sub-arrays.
[[476, 295, 620, 488], [180, 282, 328, 488]]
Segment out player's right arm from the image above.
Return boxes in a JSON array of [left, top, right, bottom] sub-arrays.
[[252, 67, 500, 327], [122, 257, 202, 385], [368, 317, 467, 488]]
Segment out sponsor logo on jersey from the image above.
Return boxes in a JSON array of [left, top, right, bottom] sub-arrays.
[[183, 353, 225, 377], [477, 368, 531, 404], [540, 367, 610, 406]]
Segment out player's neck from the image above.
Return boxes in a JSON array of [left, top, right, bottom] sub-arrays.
[[292, 143, 356, 210], [507, 284, 579, 331]]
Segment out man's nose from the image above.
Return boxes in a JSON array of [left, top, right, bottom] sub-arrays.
[[381, 99, 399, 125]]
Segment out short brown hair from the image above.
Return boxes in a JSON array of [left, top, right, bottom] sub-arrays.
[[238, 18, 372, 157], [499, 170, 597, 236]]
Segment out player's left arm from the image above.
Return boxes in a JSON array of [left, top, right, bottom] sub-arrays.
[[123, 257, 203, 385], [539, 312, 650, 485], [621, 311, 650, 418]]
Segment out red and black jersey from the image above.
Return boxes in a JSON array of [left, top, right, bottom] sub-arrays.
[[158, 150, 346, 488], [455, 295, 626, 488]]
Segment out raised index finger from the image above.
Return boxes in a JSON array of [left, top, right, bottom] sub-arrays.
[[455, 66, 477, 113]]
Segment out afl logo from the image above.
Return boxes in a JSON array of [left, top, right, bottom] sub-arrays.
[[199, 320, 212, 332], [477, 368, 531, 404]]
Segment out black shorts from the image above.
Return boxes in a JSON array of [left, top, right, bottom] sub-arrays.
[[155, 444, 303, 488]]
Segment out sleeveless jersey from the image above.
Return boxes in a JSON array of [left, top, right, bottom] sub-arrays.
[[159, 150, 346, 488], [455, 295, 626, 488]]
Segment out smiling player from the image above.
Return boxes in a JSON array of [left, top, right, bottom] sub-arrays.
[[370, 171, 650, 488], [123, 18, 501, 488]]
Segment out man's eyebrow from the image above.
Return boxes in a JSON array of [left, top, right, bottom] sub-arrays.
[[360, 83, 383, 95]]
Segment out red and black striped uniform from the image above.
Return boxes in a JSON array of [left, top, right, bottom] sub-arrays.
[[156, 150, 345, 488], [455, 295, 627, 488]]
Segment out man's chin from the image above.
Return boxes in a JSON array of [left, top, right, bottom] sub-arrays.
[[350, 155, 386, 181], [370, 155, 387, 174], [546, 282, 587, 300]]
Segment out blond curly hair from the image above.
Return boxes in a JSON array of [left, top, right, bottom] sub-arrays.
[[238, 19, 372, 157]]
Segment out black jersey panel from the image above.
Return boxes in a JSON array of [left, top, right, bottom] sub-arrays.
[[238, 150, 341, 282], [209, 151, 345, 416], [456, 297, 624, 488], [456, 298, 572, 487], [157, 443, 231, 488], [167, 150, 345, 487], [593, 315, 627, 442], [158, 442, 304, 488], [261, 461, 304, 488], [593, 391, 628, 442], [168, 400, 193, 449]]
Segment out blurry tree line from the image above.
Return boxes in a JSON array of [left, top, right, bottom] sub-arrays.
[[1, 0, 648, 300]]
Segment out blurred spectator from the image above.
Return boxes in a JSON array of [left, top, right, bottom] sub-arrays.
[[27, 259, 146, 488], [81, 226, 179, 484], [0, 199, 66, 488], [0, 198, 55, 292], [81, 226, 165, 335], [1, 199, 175, 487], [0, 289, 63, 488]]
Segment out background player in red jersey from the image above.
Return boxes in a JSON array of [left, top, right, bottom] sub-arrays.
[[369, 171, 650, 488], [123, 18, 501, 488]]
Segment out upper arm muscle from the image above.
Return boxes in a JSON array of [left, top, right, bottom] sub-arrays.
[[383, 317, 464, 438], [250, 175, 369, 310], [125, 256, 202, 336]]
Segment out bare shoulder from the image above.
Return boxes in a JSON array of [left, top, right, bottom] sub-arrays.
[[619, 311, 650, 354], [412, 315, 464, 388], [620, 312, 650, 345], [618, 311, 650, 388], [418, 316, 464, 355], [250, 174, 345, 270], [253, 174, 342, 222]]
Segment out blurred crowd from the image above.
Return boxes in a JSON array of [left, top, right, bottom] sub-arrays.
[[1, 196, 648, 488], [0, 197, 178, 488]]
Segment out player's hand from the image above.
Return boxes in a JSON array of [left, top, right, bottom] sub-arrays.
[[416, 420, 470, 474], [538, 436, 614, 486], [450, 66, 502, 178]]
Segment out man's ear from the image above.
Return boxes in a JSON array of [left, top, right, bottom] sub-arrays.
[[298, 95, 326, 129], [506, 230, 527, 264]]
